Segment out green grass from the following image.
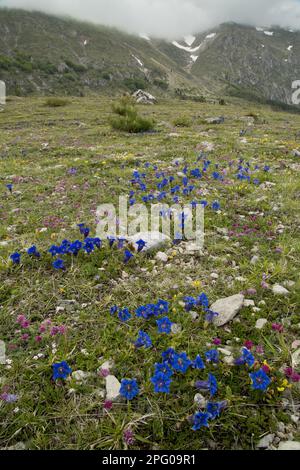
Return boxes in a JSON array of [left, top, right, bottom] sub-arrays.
[[0, 95, 299, 450]]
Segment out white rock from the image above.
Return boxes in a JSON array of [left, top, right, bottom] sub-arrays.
[[171, 323, 182, 334], [251, 255, 260, 265], [100, 360, 114, 371], [272, 284, 289, 296], [218, 348, 232, 356], [155, 251, 168, 263], [105, 375, 121, 400], [292, 348, 300, 368], [223, 356, 235, 365], [211, 273, 219, 279], [278, 441, 300, 450], [128, 231, 171, 253], [211, 294, 245, 327], [255, 318, 268, 329], [257, 433, 275, 448], [244, 299, 255, 307], [194, 393, 207, 408], [72, 370, 89, 382]]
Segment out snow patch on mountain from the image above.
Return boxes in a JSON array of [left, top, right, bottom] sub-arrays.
[[184, 35, 196, 46], [139, 34, 150, 41], [206, 33, 216, 39]]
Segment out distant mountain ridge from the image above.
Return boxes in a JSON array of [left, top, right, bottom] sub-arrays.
[[0, 8, 300, 105]]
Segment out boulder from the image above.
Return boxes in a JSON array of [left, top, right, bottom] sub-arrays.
[[132, 89, 157, 105], [128, 231, 171, 253], [211, 294, 245, 326], [278, 441, 300, 450], [272, 284, 289, 296], [105, 375, 121, 401]]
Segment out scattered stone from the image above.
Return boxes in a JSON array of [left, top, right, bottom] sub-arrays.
[[128, 231, 171, 253], [272, 284, 289, 296], [250, 255, 260, 265], [257, 433, 275, 448], [5, 442, 26, 451], [194, 393, 207, 408], [205, 116, 225, 125], [190, 311, 199, 321], [72, 370, 89, 383], [155, 251, 168, 263], [211, 294, 245, 327], [292, 340, 300, 350], [292, 348, 300, 368], [255, 318, 268, 329], [283, 280, 295, 288], [291, 415, 299, 424], [171, 323, 182, 334], [223, 356, 235, 365], [218, 348, 232, 356], [105, 375, 121, 401], [210, 273, 219, 279], [278, 441, 300, 450], [292, 149, 300, 157], [244, 299, 255, 307]]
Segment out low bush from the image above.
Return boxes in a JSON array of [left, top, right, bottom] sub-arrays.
[[44, 98, 69, 107]]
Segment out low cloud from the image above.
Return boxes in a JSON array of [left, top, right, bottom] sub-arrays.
[[1, 0, 300, 38]]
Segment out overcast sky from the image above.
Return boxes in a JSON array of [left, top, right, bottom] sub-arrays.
[[1, 0, 300, 38]]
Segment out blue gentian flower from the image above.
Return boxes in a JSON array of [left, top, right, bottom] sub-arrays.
[[242, 348, 255, 367], [156, 317, 172, 334], [110, 305, 118, 316], [136, 239, 146, 253], [249, 369, 271, 391], [118, 308, 131, 322], [204, 308, 219, 322], [120, 379, 139, 400], [135, 330, 152, 349], [156, 299, 169, 314], [124, 250, 134, 263], [151, 372, 172, 393], [108, 236, 116, 248], [205, 349, 219, 364], [192, 411, 210, 431], [83, 239, 95, 254], [117, 238, 126, 249], [195, 373, 218, 397], [93, 238, 102, 249], [6, 184, 13, 193], [154, 363, 173, 378], [10, 252, 21, 264], [53, 259, 65, 270], [212, 201, 221, 211], [200, 200, 208, 207], [264, 165, 270, 172], [206, 402, 225, 420], [198, 293, 209, 308], [27, 245, 41, 258], [161, 347, 176, 365], [69, 240, 82, 255], [49, 245, 59, 257], [171, 352, 192, 373], [193, 355, 205, 370], [52, 361, 72, 380]]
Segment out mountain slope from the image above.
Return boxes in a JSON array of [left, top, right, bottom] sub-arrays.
[[0, 8, 200, 96], [0, 8, 300, 105]]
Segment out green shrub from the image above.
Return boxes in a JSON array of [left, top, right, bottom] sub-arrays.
[[219, 98, 226, 106], [112, 96, 136, 116], [153, 79, 169, 90], [123, 78, 147, 92], [173, 116, 192, 127], [44, 98, 69, 107], [110, 97, 154, 133]]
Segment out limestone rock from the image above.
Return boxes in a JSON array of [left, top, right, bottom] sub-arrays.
[[211, 294, 245, 327]]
